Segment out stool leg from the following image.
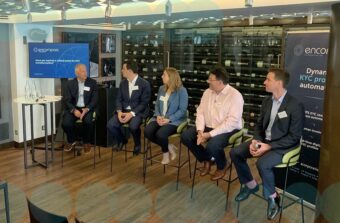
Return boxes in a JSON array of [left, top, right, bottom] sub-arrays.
[[301, 198, 305, 223], [124, 144, 128, 162], [143, 140, 149, 184], [176, 142, 183, 191], [93, 145, 96, 169], [111, 144, 115, 173], [187, 148, 192, 178], [225, 163, 233, 210], [191, 159, 198, 198], [236, 200, 240, 218], [3, 182, 10, 223], [61, 149, 64, 168]]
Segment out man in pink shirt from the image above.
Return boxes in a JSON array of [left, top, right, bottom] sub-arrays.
[[181, 67, 244, 180]]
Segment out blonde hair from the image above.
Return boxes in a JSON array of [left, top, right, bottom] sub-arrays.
[[164, 67, 182, 92]]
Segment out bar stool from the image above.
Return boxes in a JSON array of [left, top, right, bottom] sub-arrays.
[[110, 119, 148, 172], [143, 119, 191, 190], [236, 144, 304, 223], [0, 181, 10, 223], [190, 128, 244, 210], [61, 112, 99, 169]]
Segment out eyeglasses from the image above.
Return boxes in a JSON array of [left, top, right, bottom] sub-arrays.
[[206, 78, 219, 82]]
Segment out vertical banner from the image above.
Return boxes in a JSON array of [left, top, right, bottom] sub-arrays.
[[283, 31, 329, 204]]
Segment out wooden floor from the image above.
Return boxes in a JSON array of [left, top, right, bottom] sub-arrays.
[[0, 140, 315, 223]]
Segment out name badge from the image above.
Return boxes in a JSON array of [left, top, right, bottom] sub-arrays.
[[132, 85, 139, 91], [277, 111, 288, 119], [160, 96, 166, 101], [84, 86, 90, 91]]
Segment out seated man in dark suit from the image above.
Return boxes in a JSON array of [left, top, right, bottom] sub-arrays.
[[230, 68, 305, 220], [107, 61, 151, 155], [62, 63, 98, 154]]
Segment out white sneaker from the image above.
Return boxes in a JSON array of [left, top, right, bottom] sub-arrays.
[[168, 144, 177, 160], [161, 152, 170, 165]]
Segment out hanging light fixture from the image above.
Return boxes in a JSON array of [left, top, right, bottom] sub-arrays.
[[61, 5, 67, 21], [27, 12, 32, 23], [245, 0, 253, 7], [165, 0, 172, 17], [23, 0, 32, 23], [105, 0, 112, 21]]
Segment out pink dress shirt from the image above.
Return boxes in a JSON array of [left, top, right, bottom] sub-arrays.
[[196, 84, 244, 137]]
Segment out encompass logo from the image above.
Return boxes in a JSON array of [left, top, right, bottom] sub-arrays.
[[294, 44, 328, 56], [33, 47, 59, 53]]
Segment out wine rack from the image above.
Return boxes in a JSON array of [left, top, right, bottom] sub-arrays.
[[222, 27, 283, 134], [170, 28, 220, 122], [122, 30, 165, 114]]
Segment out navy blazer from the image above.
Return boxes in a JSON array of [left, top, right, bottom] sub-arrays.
[[116, 76, 151, 118], [63, 77, 98, 113], [152, 86, 188, 126], [254, 93, 305, 154]]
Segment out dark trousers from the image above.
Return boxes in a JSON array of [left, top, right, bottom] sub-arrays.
[[181, 126, 237, 170], [229, 140, 283, 198], [107, 114, 142, 147], [144, 121, 177, 153], [62, 110, 94, 144]]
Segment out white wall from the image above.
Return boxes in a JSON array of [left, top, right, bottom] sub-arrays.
[[10, 23, 55, 143]]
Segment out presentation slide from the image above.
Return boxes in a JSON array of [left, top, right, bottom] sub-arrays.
[[29, 43, 89, 78]]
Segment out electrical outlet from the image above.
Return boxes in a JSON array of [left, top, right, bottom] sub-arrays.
[[41, 125, 45, 130]]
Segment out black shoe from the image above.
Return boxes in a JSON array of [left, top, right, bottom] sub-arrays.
[[113, 141, 126, 151], [267, 194, 281, 220], [133, 145, 141, 155], [235, 184, 259, 202]]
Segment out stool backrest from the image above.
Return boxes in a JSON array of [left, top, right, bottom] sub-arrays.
[[276, 144, 301, 168], [227, 118, 245, 147], [27, 198, 68, 223]]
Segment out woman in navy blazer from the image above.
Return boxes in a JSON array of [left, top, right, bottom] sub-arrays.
[[144, 67, 188, 164]]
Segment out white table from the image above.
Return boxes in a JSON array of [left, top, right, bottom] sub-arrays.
[[14, 95, 62, 169]]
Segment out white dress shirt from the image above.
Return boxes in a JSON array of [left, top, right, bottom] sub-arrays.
[[196, 84, 244, 137]]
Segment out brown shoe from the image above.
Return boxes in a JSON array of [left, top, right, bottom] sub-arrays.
[[210, 165, 228, 181], [64, 142, 76, 152], [200, 161, 212, 176], [83, 144, 92, 154]]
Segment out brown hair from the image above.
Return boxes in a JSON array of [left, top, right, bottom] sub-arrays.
[[268, 68, 290, 88], [164, 67, 182, 92]]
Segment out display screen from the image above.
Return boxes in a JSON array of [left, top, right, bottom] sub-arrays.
[[28, 42, 89, 78]]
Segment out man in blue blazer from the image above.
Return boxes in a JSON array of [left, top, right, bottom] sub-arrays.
[[62, 63, 98, 153], [107, 61, 151, 155], [230, 68, 305, 220]]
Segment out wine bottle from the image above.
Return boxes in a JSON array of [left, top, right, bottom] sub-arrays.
[[201, 59, 217, 65], [224, 60, 248, 67], [256, 61, 278, 68]]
